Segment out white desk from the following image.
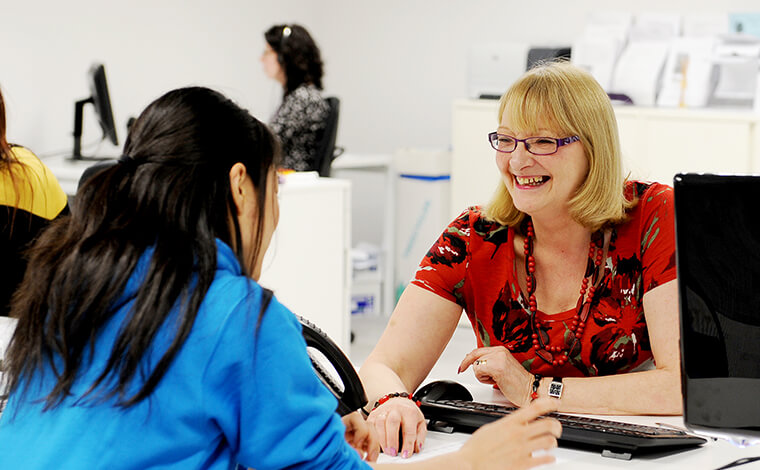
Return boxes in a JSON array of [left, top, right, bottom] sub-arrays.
[[378, 381, 760, 468], [41, 154, 116, 196]]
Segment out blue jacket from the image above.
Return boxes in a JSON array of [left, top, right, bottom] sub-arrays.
[[0, 240, 369, 469]]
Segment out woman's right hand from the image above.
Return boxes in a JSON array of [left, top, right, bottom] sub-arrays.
[[366, 396, 428, 459], [456, 398, 562, 470]]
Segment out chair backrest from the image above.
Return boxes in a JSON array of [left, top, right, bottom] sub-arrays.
[[78, 160, 117, 191], [315, 96, 341, 177]]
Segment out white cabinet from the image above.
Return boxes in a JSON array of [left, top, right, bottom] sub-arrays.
[[614, 107, 760, 183], [451, 99, 760, 217], [259, 176, 352, 352]]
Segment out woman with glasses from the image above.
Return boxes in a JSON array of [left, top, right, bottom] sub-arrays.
[[0, 86, 561, 470], [261, 24, 330, 172], [360, 60, 680, 458]]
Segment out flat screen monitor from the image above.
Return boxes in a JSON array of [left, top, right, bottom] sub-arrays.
[[70, 63, 118, 160], [674, 173, 760, 444]]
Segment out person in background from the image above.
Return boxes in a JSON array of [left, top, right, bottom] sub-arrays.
[[360, 60, 681, 458], [0, 86, 68, 317], [262, 23, 330, 172], [0, 86, 560, 469]]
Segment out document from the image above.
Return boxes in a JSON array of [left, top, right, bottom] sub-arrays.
[[376, 432, 465, 464], [375, 431, 567, 465]]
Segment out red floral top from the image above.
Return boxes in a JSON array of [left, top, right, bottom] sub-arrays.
[[411, 181, 676, 377]]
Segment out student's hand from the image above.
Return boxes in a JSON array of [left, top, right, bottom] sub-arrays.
[[456, 398, 562, 470], [459, 346, 534, 406], [342, 411, 380, 462], [366, 396, 426, 459]]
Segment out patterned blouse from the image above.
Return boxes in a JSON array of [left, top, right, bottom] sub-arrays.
[[270, 84, 330, 172], [411, 181, 676, 378]]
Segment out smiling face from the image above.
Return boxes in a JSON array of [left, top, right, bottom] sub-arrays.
[[495, 114, 588, 220]]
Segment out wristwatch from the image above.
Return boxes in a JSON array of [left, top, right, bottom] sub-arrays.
[[548, 377, 564, 399]]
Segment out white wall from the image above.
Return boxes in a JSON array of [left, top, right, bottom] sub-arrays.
[[2, 0, 759, 159], [1, 0, 317, 157]]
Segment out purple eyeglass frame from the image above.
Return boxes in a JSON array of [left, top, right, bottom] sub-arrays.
[[487, 132, 580, 156]]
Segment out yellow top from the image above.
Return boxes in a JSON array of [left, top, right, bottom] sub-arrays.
[[1, 146, 68, 219]]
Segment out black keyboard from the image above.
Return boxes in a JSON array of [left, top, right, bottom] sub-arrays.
[[420, 398, 707, 460]]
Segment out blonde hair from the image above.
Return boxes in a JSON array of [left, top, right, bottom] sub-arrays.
[[482, 60, 633, 231]]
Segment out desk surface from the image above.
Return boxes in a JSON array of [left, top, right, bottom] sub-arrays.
[[332, 153, 392, 170], [377, 381, 760, 469], [42, 154, 117, 196]]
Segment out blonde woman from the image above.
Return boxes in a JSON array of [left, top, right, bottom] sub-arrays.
[[360, 61, 680, 458]]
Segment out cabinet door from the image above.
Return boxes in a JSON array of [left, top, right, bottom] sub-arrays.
[[616, 109, 754, 184], [259, 179, 352, 351]]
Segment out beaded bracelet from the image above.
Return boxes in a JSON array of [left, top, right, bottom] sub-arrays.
[[372, 392, 421, 411], [530, 374, 542, 402]]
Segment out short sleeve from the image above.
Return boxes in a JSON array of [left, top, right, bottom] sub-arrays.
[[410, 209, 471, 305], [638, 183, 677, 292], [201, 292, 369, 470]]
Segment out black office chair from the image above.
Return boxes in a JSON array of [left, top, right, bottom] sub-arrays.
[[314, 96, 343, 177], [77, 160, 117, 191]]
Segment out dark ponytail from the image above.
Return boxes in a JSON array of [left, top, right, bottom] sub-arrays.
[[5, 87, 280, 409]]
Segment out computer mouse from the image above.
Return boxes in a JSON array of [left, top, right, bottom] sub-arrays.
[[413, 380, 473, 403]]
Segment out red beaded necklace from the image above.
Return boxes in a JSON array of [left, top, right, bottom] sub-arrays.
[[523, 220, 606, 365]]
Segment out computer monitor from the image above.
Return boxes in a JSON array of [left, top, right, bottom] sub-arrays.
[[526, 47, 571, 70], [674, 173, 760, 444], [70, 63, 118, 160]]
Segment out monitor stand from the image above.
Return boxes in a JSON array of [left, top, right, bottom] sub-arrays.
[[67, 97, 116, 162]]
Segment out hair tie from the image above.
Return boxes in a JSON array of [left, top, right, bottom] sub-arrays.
[[118, 154, 133, 164]]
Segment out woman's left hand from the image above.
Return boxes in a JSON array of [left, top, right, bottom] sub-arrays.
[[341, 411, 380, 462], [459, 346, 533, 406]]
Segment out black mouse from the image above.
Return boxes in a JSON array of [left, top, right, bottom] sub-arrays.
[[413, 380, 473, 403]]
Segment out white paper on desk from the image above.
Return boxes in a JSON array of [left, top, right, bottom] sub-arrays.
[[572, 12, 631, 91], [630, 13, 681, 41], [571, 32, 624, 91], [375, 432, 464, 464], [682, 13, 729, 37], [611, 40, 671, 106], [657, 37, 717, 108], [375, 433, 567, 466]]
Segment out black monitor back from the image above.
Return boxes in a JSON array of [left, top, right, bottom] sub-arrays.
[[674, 173, 760, 438], [526, 47, 571, 70], [89, 63, 118, 147]]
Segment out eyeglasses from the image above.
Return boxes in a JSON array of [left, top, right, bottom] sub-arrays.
[[488, 132, 580, 156]]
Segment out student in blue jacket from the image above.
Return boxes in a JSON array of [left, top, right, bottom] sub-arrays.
[[0, 86, 560, 469]]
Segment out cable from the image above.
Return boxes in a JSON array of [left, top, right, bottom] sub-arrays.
[[714, 456, 760, 470]]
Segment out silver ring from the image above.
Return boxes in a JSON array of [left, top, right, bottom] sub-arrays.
[[474, 359, 487, 366]]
